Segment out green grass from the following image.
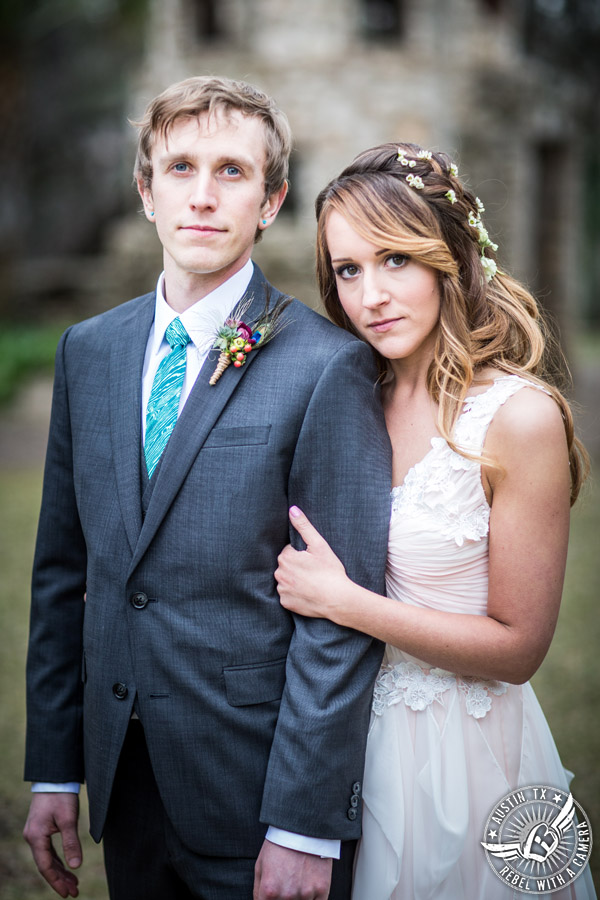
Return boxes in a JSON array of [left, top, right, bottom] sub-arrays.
[[574, 329, 600, 365], [531, 473, 600, 885], [0, 466, 598, 895], [0, 325, 67, 408], [0, 470, 108, 900]]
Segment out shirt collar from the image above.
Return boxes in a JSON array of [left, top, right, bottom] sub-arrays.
[[150, 260, 255, 356]]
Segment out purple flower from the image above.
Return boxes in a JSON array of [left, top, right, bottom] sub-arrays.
[[236, 321, 253, 340]]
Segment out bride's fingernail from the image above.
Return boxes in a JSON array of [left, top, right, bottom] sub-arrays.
[[289, 506, 301, 517]]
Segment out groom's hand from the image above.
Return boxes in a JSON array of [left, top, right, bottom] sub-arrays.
[[254, 840, 333, 899], [24, 792, 81, 898]]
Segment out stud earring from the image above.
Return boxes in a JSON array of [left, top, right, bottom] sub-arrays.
[[262, 219, 267, 225], [150, 211, 155, 217]]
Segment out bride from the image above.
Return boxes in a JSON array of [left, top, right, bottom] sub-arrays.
[[275, 143, 595, 899]]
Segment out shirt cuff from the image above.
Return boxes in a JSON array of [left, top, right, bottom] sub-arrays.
[[265, 826, 341, 859], [31, 782, 80, 793]]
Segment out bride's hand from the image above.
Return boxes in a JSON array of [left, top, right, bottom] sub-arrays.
[[275, 506, 349, 621]]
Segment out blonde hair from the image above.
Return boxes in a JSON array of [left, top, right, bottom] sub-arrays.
[[132, 75, 292, 208], [316, 142, 589, 504]]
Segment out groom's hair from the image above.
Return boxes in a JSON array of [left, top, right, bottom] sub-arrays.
[[132, 75, 292, 201]]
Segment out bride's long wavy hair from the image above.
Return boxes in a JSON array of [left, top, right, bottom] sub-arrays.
[[315, 142, 588, 504]]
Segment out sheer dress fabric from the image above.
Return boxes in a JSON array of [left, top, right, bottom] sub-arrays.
[[353, 377, 596, 900]]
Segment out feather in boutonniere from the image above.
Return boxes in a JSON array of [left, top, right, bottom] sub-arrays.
[[209, 291, 293, 385]]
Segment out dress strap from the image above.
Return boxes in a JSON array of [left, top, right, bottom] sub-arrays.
[[453, 375, 549, 455]]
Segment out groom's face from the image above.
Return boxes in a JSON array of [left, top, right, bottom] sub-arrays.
[[138, 110, 282, 289]]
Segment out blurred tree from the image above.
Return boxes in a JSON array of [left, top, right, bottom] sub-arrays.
[[0, 0, 149, 261], [525, 0, 600, 85], [525, 0, 600, 325]]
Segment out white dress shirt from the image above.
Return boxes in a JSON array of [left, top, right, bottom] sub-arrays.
[[141, 260, 255, 441], [33, 260, 340, 859]]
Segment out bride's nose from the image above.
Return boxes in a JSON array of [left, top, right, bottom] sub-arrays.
[[362, 272, 391, 309]]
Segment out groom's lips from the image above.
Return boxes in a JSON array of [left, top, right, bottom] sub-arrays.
[[180, 225, 226, 234]]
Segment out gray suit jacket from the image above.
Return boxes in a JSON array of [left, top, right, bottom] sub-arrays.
[[25, 264, 392, 857]]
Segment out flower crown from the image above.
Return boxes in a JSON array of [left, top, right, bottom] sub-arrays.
[[397, 148, 498, 282]]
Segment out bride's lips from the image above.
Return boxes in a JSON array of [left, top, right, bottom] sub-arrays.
[[369, 318, 404, 333]]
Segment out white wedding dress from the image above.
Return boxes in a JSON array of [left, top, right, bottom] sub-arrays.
[[353, 376, 596, 900]]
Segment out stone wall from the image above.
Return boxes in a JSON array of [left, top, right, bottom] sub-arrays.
[[108, 0, 587, 350]]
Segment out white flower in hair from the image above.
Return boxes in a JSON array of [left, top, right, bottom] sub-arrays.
[[406, 174, 424, 189], [416, 150, 433, 160], [397, 148, 416, 167], [450, 163, 459, 177], [445, 189, 457, 204], [467, 200, 499, 281], [481, 256, 498, 282]]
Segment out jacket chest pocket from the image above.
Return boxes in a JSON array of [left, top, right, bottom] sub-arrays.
[[203, 425, 271, 449]]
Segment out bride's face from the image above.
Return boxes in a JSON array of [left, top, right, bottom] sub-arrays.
[[326, 210, 441, 369]]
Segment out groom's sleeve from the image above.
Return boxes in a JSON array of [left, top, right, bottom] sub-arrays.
[[24, 328, 87, 784], [260, 337, 392, 840]]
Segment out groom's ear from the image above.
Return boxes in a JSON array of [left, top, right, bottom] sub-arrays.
[[259, 181, 289, 230], [137, 177, 155, 222]]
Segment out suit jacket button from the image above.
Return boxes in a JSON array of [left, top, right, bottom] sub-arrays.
[[352, 782, 361, 795], [347, 807, 358, 821], [130, 592, 148, 609], [350, 795, 359, 808], [112, 682, 128, 700]]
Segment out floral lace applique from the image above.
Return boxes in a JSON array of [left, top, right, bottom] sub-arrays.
[[457, 676, 508, 718], [372, 660, 507, 719], [391, 439, 489, 547], [390, 377, 546, 546]]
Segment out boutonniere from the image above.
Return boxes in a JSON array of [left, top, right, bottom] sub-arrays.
[[209, 292, 292, 385]]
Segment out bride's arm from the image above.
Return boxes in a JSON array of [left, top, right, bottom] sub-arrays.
[[275, 388, 571, 684]]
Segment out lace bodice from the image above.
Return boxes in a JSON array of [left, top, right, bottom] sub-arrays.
[[390, 374, 543, 542], [376, 375, 548, 720]]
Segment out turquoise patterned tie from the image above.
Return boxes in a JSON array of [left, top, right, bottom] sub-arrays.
[[144, 317, 191, 478]]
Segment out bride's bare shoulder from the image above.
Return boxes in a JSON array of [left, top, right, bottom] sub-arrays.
[[485, 378, 567, 467]]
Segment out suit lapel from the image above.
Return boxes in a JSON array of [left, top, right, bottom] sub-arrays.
[[129, 266, 281, 574], [110, 293, 156, 555]]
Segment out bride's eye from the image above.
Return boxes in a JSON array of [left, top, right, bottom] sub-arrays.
[[386, 254, 408, 269], [335, 264, 360, 279]]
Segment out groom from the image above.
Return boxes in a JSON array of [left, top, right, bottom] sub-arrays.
[[23, 76, 391, 899]]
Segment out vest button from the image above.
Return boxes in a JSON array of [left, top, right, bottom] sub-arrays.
[[112, 682, 128, 700], [130, 591, 148, 609]]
